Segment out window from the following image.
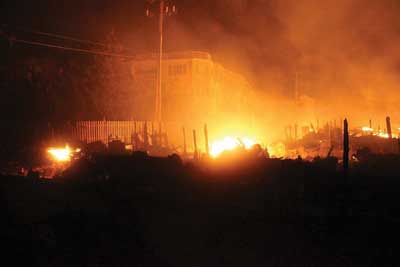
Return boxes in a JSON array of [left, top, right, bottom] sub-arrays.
[[168, 64, 187, 76]]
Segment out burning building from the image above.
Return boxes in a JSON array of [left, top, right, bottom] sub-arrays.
[[130, 51, 255, 124], [71, 51, 260, 154]]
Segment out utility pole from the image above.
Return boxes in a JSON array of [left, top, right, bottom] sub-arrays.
[[146, 0, 177, 122], [294, 70, 299, 102], [156, 0, 164, 122]]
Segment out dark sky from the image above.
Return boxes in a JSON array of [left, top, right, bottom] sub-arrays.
[[0, 1, 291, 85]]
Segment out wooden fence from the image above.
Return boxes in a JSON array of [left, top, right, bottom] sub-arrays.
[[74, 121, 148, 144], [72, 120, 211, 155]]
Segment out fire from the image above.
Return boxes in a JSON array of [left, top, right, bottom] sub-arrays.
[[361, 126, 397, 138], [362, 126, 373, 132], [375, 131, 389, 139], [47, 145, 75, 162], [210, 136, 257, 158]]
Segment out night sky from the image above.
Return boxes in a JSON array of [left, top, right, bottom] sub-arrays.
[[0, 1, 291, 84]]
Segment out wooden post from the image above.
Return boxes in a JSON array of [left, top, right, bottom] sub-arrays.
[[83, 121, 87, 143], [95, 121, 100, 141], [159, 122, 163, 147], [343, 119, 349, 171], [204, 124, 209, 156], [133, 121, 138, 150], [386, 116, 392, 139], [369, 119, 372, 135], [193, 129, 198, 160], [151, 122, 156, 146], [143, 121, 149, 150], [182, 127, 187, 156]]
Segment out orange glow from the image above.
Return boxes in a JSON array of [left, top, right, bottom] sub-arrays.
[[375, 132, 389, 139], [362, 126, 373, 132], [210, 136, 257, 158], [47, 145, 79, 162], [267, 142, 286, 158], [361, 127, 397, 138]]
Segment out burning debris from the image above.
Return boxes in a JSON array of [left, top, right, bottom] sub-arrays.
[[210, 136, 257, 158], [47, 145, 80, 162]]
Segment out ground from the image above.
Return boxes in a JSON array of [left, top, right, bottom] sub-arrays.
[[1, 154, 399, 266]]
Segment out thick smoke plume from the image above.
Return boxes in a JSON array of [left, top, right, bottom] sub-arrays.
[[160, 0, 400, 130], [3, 0, 400, 137]]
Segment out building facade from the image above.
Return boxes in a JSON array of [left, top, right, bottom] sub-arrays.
[[130, 51, 254, 124]]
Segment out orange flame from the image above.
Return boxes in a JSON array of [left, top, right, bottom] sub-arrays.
[[47, 145, 78, 162], [210, 136, 257, 158]]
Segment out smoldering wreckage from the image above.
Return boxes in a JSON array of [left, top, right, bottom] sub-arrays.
[[2, 113, 399, 179]]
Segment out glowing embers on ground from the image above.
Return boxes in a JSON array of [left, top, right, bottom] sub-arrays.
[[361, 126, 396, 139], [210, 136, 257, 158], [47, 145, 80, 162], [362, 126, 373, 133]]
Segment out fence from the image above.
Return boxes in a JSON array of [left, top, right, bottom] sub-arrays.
[[72, 120, 213, 155], [74, 121, 152, 144]]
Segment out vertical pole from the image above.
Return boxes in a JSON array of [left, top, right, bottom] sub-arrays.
[[369, 119, 373, 135], [151, 122, 156, 146], [159, 122, 163, 147], [204, 124, 209, 156], [343, 119, 349, 171], [96, 121, 98, 143], [182, 127, 187, 156], [193, 129, 198, 160], [386, 116, 392, 139], [143, 121, 149, 150], [84, 121, 87, 143], [294, 123, 298, 141], [156, 0, 164, 122], [294, 71, 298, 102], [134, 121, 138, 150]]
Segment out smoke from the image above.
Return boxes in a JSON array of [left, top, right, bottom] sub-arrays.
[[4, 0, 400, 132], [279, 0, 400, 125], [164, 0, 400, 127]]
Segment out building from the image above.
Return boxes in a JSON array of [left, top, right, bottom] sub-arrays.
[[130, 51, 254, 124]]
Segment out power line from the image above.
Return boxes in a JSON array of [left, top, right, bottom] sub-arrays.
[[9, 37, 136, 59], [3, 24, 133, 52], [17, 27, 112, 48]]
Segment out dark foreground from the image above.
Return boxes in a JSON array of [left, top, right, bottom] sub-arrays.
[[1, 153, 400, 267]]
